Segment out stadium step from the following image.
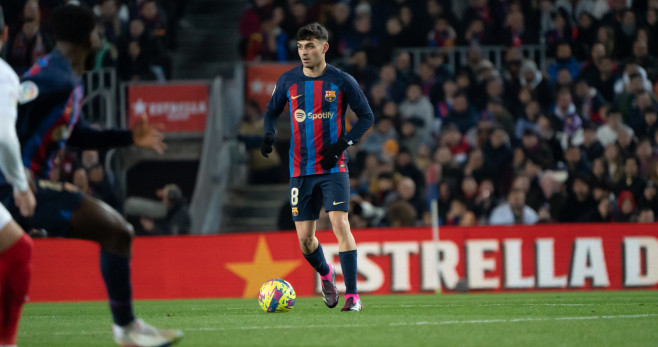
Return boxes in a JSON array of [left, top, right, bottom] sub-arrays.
[[221, 184, 290, 233]]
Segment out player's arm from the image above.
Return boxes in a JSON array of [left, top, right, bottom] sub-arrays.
[[67, 115, 167, 154], [0, 84, 35, 217], [319, 73, 374, 170], [261, 77, 288, 158]]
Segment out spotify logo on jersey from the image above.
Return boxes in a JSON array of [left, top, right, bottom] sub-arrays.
[[294, 109, 306, 122]]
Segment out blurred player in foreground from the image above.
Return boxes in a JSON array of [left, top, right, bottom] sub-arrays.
[[0, 7, 36, 346], [0, 5, 181, 346]]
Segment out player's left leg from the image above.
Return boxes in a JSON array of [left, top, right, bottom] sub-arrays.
[[0, 217, 33, 346], [327, 211, 362, 311], [322, 173, 362, 311]]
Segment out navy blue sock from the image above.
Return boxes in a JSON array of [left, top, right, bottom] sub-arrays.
[[100, 249, 135, 326], [339, 250, 358, 294], [303, 243, 330, 276]]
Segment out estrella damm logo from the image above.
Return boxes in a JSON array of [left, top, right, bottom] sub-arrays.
[[294, 109, 306, 122], [291, 207, 299, 216], [324, 90, 336, 102]]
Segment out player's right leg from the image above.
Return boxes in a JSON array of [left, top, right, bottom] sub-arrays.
[[68, 196, 182, 347], [291, 176, 338, 308], [0, 206, 32, 347]]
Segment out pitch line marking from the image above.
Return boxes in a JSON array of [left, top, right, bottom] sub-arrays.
[[52, 313, 657, 334]]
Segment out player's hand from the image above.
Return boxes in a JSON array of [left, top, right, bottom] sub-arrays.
[[261, 133, 275, 158], [319, 138, 350, 170], [14, 189, 36, 218], [132, 114, 167, 154]]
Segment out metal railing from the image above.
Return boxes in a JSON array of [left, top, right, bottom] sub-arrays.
[[394, 45, 547, 74]]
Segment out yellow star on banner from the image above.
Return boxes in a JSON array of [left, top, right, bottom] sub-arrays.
[[226, 236, 301, 297]]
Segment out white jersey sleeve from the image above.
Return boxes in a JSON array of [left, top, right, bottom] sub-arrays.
[[0, 59, 29, 193]]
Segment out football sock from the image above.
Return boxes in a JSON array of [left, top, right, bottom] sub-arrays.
[[0, 233, 33, 345], [345, 293, 360, 302], [320, 263, 334, 281], [303, 243, 330, 277], [339, 250, 357, 295], [100, 249, 135, 326]]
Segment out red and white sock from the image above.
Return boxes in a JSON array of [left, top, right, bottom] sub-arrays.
[[0, 234, 33, 345]]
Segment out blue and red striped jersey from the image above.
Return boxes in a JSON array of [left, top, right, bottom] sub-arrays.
[[265, 64, 374, 177], [0, 49, 133, 187]]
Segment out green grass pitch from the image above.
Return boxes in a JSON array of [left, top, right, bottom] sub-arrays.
[[19, 291, 658, 346]]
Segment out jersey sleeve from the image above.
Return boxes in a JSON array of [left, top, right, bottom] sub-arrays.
[[342, 72, 374, 144], [264, 76, 288, 136], [66, 118, 134, 149], [0, 82, 29, 192]]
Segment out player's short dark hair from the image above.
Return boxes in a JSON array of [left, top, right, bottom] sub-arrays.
[[296, 22, 329, 42], [51, 4, 96, 46]]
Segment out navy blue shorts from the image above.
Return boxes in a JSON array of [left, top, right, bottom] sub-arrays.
[[289, 173, 350, 222], [0, 180, 84, 237]]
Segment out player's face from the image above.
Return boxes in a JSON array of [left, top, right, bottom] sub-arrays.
[[297, 39, 327, 68]]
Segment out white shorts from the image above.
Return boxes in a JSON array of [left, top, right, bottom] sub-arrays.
[[0, 203, 11, 230]]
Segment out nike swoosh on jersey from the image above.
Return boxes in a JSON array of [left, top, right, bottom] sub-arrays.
[[291, 94, 303, 100], [333, 201, 345, 206]]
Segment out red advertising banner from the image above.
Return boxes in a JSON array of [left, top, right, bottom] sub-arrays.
[[30, 224, 658, 302], [128, 83, 209, 132], [246, 63, 297, 111]]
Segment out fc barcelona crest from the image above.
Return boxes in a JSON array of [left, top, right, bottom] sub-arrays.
[[324, 90, 336, 102]]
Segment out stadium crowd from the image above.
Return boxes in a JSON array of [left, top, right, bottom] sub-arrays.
[[1, 0, 190, 235], [239, 0, 658, 227], [2, 0, 184, 81]]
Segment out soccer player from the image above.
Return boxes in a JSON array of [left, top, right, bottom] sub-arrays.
[[0, 5, 182, 346], [0, 8, 36, 346], [261, 23, 374, 311]]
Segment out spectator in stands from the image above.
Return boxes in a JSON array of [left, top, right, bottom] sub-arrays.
[[639, 180, 658, 214], [573, 78, 606, 124], [117, 39, 154, 81], [615, 9, 638, 59], [482, 127, 513, 190], [573, 11, 599, 61], [399, 83, 434, 141], [597, 107, 634, 147], [625, 39, 658, 82], [238, 100, 281, 184], [92, 23, 119, 70], [520, 59, 555, 110], [139, 0, 168, 48], [590, 196, 614, 222], [427, 16, 456, 48], [559, 174, 596, 222], [580, 123, 605, 161], [545, 8, 572, 57], [325, 2, 350, 62], [79, 149, 121, 211], [553, 88, 583, 144], [7, 0, 52, 76], [344, 4, 379, 59], [398, 117, 426, 154], [139, 184, 191, 235], [378, 64, 406, 103], [361, 116, 396, 156], [489, 188, 538, 225], [637, 207, 656, 223], [97, 0, 127, 44], [637, 107, 658, 141], [636, 138, 658, 174], [258, 8, 287, 62], [616, 156, 645, 198], [386, 175, 426, 222], [446, 198, 476, 226], [344, 49, 378, 94], [549, 43, 581, 82], [615, 190, 636, 222], [385, 199, 417, 227], [444, 91, 478, 135]]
